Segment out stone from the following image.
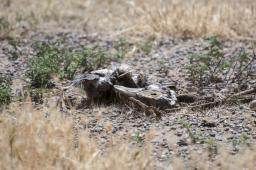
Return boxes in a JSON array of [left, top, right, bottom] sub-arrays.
[[201, 118, 217, 127], [249, 100, 256, 111]]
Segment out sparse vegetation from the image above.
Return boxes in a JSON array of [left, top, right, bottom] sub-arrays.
[[232, 133, 252, 149], [159, 58, 169, 75], [205, 137, 218, 158], [137, 40, 153, 54], [0, 103, 154, 170], [79, 46, 112, 72], [7, 40, 21, 60], [0, 74, 12, 106], [186, 36, 255, 86], [0, 17, 11, 37], [113, 37, 131, 59], [26, 42, 60, 88], [0, 84, 12, 106], [0, 17, 9, 31], [179, 117, 206, 144], [25, 40, 125, 103], [132, 130, 144, 144], [26, 41, 120, 88], [29, 88, 45, 104], [1, 0, 256, 39], [1, 0, 256, 169]]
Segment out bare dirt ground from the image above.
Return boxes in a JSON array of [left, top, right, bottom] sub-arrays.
[[1, 31, 256, 169], [1, 0, 256, 169]]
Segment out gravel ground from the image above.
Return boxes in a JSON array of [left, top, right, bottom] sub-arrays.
[[1, 32, 256, 164]]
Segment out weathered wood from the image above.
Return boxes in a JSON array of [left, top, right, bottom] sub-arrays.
[[128, 97, 163, 118], [113, 85, 176, 109], [70, 65, 176, 115], [80, 74, 114, 103]]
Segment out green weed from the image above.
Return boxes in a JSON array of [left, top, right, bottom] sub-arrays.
[[179, 118, 205, 144], [113, 37, 130, 59], [205, 137, 218, 158], [159, 58, 169, 75], [26, 41, 115, 88], [0, 17, 10, 32], [185, 36, 255, 86], [132, 130, 144, 144], [137, 40, 153, 54], [234, 133, 252, 147], [186, 36, 229, 85], [0, 75, 12, 106], [29, 88, 45, 104], [8, 40, 21, 60], [79, 46, 110, 72], [26, 41, 60, 88]]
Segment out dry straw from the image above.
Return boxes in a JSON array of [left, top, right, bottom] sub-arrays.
[[0, 0, 256, 39]]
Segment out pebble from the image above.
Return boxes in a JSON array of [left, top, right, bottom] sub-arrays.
[[249, 100, 256, 111], [201, 119, 217, 127], [177, 139, 188, 146], [175, 131, 183, 137]]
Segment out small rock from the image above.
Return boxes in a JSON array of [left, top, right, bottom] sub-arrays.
[[249, 100, 256, 111], [201, 119, 217, 127], [209, 131, 216, 137], [175, 131, 183, 137], [177, 139, 188, 146]]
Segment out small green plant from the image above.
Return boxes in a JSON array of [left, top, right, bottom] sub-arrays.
[[231, 133, 251, 152], [26, 41, 60, 88], [137, 40, 153, 54], [205, 137, 218, 158], [185, 36, 255, 86], [113, 37, 130, 59], [239, 133, 252, 146], [227, 48, 253, 84], [79, 46, 110, 72], [132, 130, 144, 144], [8, 40, 21, 60], [0, 85, 12, 106], [0, 75, 12, 106], [159, 58, 169, 75], [26, 40, 117, 89], [179, 118, 205, 144], [59, 52, 82, 79], [0, 17, 10, 32], [29, 88, 45, 104], [186, 36, 229, 85]]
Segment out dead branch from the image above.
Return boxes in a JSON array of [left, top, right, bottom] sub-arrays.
[[128, 97, 163, 118], [167, 86, 256, 112]]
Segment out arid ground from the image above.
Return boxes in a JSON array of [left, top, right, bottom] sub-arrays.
[[1, 0, 256, 170]]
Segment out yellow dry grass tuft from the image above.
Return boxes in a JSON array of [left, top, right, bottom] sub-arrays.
[[0, 102, 154, 170], [0, 102, 256, 170], [1, 0, 256, 39]]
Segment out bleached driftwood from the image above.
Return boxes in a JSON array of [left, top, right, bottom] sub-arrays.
[[114, 85, 176, 110], [71, 65, 177, 115]]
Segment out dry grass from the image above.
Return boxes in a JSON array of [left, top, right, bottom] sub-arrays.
[[0, 102, 155, 170], [0, 102, 256, 170], [1, 0, 256, 39], [1, 1, 256, 169]]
